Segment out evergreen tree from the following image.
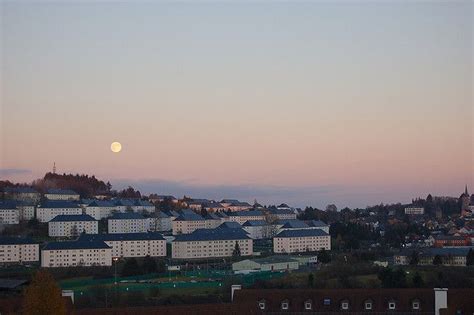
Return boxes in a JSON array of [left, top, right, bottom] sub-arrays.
[[467, 249, 474, 266], [318, 248, 331, 264], [23, 270, 67, 315], [412, 272, 424, 288], [409, 251, 419, 265], [307, 273, 314, 288], [232, 241, 241, 258], [121, 258, 141, 277], [142, 255, 157, 274], [433, 255, 443, 266]]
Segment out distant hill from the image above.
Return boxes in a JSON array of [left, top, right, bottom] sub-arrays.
[[31, 172, 112, 198]]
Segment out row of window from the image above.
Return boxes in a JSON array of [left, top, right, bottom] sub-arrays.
[[258, 299, 421, 311]]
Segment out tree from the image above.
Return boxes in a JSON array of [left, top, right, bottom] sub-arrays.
[[307, 273, 314, 288], [467, 249, 474, 266], [433, 255, 443, 266], [142, 255, 157, 274], [232, 241, 241, 258], [23, 270, 67, 315], [409, 251, 419, 265], [412, 271, 424, 288], [121, 258, 140, 277], [318, 248, 331, 264], [325, 204, 338, 212]]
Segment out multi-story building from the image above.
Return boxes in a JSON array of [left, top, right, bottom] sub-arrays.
[[434, 235, 470, 247], [0, 201, 20, 225], [242, 220, 279, 239], [267, 209, 297, 220], [172, 211, 206, 235], [108, 212, 148, 234], [113, 199, 135, 212], [394, 248, 471, 266], [3, 187, 41, 203], [172, 228, 253, 259], [45, 189, 80, 201], [228, 210, 265, 225], [278, 219, 329, 234], [221, 200, 252, 212], [148, 195, 178, 203], [78, 232, 166, 258], [41, 240, 112, 267], [132, 200, 155, 213], [36, 201, 82, 222], [48, 214, 98, 237], [405, 207, 425, 215], [273, 229, 331, 254], [16, 201, 36, 221], [0, 237, 39, 264], [204, 213, 223, 229], [85, 200, 117, 220]]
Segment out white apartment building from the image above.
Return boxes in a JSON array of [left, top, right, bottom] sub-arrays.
[[0, 201, 20, 225], [278, 220, 330, 234], [268, 209, 297, 220], [0, 237, 39, 264], [113, 199, 135, 212], [273, 229, 331, 254], [36, 201, 82, 222], [45, 189, 80, 201], [78, 232, 166, 258], [48, 214, 98, 237], [228, 210, 265, 225], [108, 212, 148, 234], [85, 200, 117, 220], [3, 187, 41, 203], [172, 212, 207, 235], [131, 200, 155, 213], [16, 202, 35, 221], [41, 240, 112, 267], [405, 207, 425, 215], [172, 228, 253, 259], [242, 220, 279, 239]]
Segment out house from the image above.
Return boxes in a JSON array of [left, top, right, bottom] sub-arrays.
[[172, 228, 253, 259], [78, 232, 166, 258], [394, 248, 472, 266], [41, 240, 112, 267], [36, 201, 82, 222], [232, 256, 299, 273], [0, 237, 39, 264], [3, 187, 40, 203], [45, 189, 80, 201], [108, 212, 148, 234], [228, 210, 265, 225], [84, 200, 117, 220], [48, 214, 98, 237], [172, 211, 206, 235], [273, 229, 331, 254], [0, 201, 20, 225]]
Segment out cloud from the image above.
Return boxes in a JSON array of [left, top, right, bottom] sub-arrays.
[[0, 168, 32, 176]]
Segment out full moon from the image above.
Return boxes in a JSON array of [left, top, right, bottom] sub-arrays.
[[110, 142, 122, 153]]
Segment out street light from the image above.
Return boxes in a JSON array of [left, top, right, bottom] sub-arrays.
[[113, 257, 119, 285]]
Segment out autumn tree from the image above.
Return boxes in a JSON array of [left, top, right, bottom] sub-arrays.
[[23, 269, 67, 315]]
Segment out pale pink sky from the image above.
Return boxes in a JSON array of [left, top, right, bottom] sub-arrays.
[[1, 2, 472, 207]]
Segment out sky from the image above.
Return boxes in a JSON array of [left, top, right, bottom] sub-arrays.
[[1, 1, 472, 208]]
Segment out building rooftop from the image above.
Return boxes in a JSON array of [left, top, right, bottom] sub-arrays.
[[43, 240, 111, 250], [78, 232, 165, 242], [218, 221, 242, 229], [50, 214, 97, 222], [3, 187, 38, 194], [174, 228, 250, 242], [109, 212, 146, 220], [276, 228, 329, 238], [0, 200, 18, 209], [0, 237, 37, 245], [279, 219, 309, 229], [113, 199, 135, 207], [174, 212, 204, 221], [39, 200, 81, 208], [242, 220, 268, 227], [46, 189, 79, 195], [87, 200, 115, 207], [249, 255, 298, 264]]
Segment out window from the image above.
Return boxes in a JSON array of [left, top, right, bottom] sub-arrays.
[[388, 301, 396, 310], [341, 300, 349, 310], [365, 300, 373, 310], [258, 300, 266, 310], [304, 300, 312, 310], [412, 300, 420, 310], [281, 300, 289, 310], [323, 298, 331, 306]]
